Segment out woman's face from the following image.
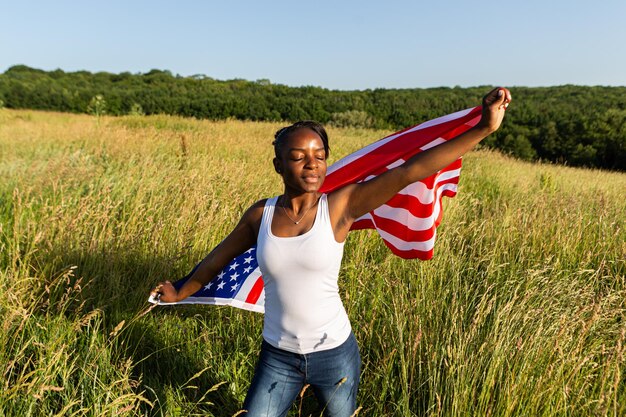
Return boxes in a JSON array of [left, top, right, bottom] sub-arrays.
[[275, 128, 327, 194]]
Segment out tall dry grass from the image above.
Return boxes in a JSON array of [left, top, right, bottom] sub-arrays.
[[0, 109, 624, 416]]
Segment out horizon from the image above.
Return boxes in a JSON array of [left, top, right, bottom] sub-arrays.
[[3, 64, 624, 91]]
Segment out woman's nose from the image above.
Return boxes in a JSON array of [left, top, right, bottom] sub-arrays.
[[304, 156, 318, 169]]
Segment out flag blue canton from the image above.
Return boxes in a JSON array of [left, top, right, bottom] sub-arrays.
[[174, 246, 259, 299]]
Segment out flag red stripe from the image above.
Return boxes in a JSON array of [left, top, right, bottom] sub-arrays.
[[245, 276, 265, 305]]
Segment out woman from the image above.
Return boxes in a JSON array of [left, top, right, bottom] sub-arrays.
[[151, 87, 512, 416]]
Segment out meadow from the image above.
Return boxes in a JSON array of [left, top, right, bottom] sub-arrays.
[[0, 109, 624, 416]]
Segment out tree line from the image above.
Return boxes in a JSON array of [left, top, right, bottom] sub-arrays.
[[1, 65, 624, 170]]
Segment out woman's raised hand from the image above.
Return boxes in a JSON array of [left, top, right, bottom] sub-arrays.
[[477, 87, 512, 133], [151, 280, 178, 303]]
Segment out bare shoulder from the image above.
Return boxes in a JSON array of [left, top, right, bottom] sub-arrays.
[[248, 198, 268, 212], [239, 199, 267, 234]]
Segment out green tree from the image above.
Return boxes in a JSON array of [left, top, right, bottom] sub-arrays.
[[329, 110, 374, 128], [129, 102, 144, 116], [500, 134, 537, 161], [87, 95, 107, 117]]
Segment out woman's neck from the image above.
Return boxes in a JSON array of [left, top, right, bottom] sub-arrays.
[[281, 191, 321, 214]]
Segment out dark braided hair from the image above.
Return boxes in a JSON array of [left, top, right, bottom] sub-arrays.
[[272, 121, 330, 159]]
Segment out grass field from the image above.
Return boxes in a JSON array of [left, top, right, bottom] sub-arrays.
[[1, 109, 625, 416]]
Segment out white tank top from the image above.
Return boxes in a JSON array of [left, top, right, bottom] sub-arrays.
[[256, 194, 352, 354]]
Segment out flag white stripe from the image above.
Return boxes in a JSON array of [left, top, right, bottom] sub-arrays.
[[155, 296, 266, 313], [233, 269, 263, 303], [420, 137, 447, 151], [376, 228, 437, 252]]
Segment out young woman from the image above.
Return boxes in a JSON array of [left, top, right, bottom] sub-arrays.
[[151, 87, 512, 416]]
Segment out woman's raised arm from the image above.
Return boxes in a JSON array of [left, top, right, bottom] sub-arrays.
[[332, 87, 511, 226]]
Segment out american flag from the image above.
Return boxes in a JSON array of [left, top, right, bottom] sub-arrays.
[[154, 246, 265, 312], [151, 106, 483, 312]]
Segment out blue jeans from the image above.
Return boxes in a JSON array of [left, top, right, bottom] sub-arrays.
[[242, 332, 361, 417]]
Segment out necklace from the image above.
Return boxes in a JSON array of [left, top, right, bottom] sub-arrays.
[[281, 195, 319, 225]]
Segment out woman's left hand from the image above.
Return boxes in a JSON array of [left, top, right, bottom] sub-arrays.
[[477, 87, 512, 133], [151, 280, 178, 303]]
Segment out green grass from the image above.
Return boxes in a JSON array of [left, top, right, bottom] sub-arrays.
[[1, 109, 624, 416]]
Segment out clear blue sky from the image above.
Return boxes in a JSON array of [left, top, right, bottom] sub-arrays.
[[1, 0, 625, 90]]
